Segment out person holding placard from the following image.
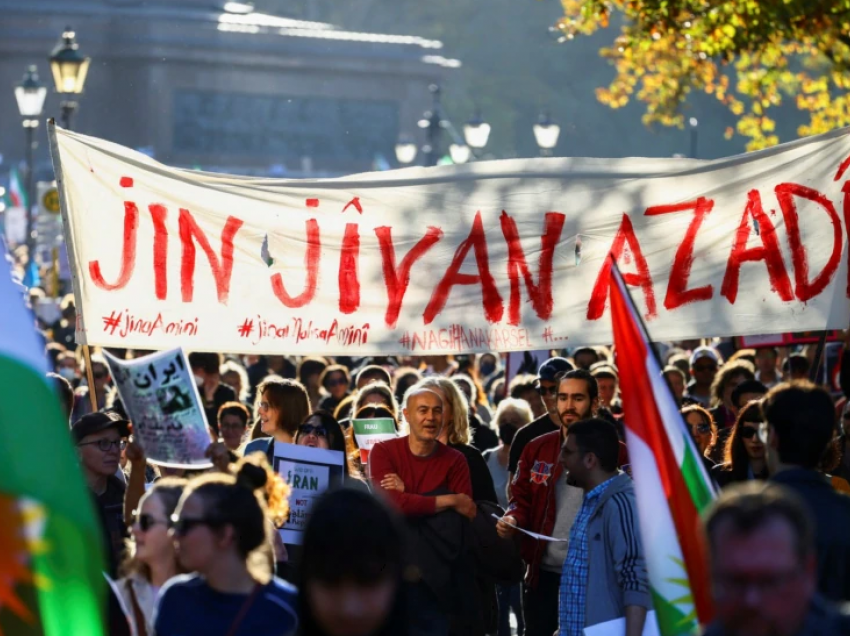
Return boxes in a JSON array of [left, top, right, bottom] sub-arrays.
[[154, 455, 297, 636]]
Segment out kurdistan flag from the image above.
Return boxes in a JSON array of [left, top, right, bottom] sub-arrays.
[[8, 167, 27, 210], [0, 240, 105, 635], [608, 257, 715, 635]]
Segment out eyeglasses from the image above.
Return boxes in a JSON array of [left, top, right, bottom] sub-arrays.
[[299, 424, 328, 438], [740, 426, 760, 439], [169, 515, 223, 536], [78, 439, 127, 452], [133, 511, 167, 532], [693, 364, 717, 372], [219, 421, 246, 431], [257, 401, 271, 411], [325, 377, 348, 387], [536, 385, 558, 397], [696, 424, 712, 434]]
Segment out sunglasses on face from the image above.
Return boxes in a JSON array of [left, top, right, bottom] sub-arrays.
[[696, 424, 712, 434], [93, 371, 108, 380], [219, 422, 246, 431], [133, 511, 167, 532], [299, 424, 328, 438], [740, 426, 760, 439], [536, 385, 558, 397], [169, 515, 223, 536], [325, 377, 348, 387], [78, 439, 127, 452], [693, 365, 717, 372]]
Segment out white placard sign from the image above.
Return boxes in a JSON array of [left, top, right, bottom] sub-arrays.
[[49, 124, 850, 354], [272, 443, 344, 545], [104, 348, 213, 469]]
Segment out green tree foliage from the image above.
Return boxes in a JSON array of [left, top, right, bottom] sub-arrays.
[[556, 0, 850, 149]]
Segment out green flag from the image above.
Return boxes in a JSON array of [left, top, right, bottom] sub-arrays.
[[0, 240, 105, 635]]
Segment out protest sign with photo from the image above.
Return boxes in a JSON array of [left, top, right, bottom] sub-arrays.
[[352, 418, 397, 465], [104, 348, 213, 469], [51, 124, 850, 354], [272, 444, 344, 545]]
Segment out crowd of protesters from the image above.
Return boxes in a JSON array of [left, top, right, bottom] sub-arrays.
[[12, 267, 850, 635]]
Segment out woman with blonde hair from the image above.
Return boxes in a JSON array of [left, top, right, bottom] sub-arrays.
[[117, 478, 187, 636], [155, 455, 297, 636]]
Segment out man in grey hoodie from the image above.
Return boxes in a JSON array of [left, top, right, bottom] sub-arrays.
[[557, 418, 652, 636]]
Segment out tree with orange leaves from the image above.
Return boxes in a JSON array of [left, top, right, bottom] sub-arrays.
[[555, 0, 850, 150]]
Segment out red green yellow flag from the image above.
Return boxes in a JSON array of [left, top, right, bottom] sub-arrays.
[[0, 240, 105, 635], [608, 257, 715, 636]]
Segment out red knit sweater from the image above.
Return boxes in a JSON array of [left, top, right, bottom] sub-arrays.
[[369, 436, 472, 516]]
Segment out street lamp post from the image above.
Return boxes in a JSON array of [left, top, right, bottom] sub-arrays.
[[49, 27, 91, 130], [418, 84, 445, 167], [533, 112, 561, 156], [689, 117, 699, 159], [14, 66, 47, 260], [397, 85, 490, 167]]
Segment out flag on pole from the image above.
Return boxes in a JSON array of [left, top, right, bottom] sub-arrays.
[[607, 255, 715, 636], [0, 239, 105, 635], [8, 167, 28, 211]]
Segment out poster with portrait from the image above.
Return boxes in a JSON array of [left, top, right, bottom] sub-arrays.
[[104, 347, 213, 469]]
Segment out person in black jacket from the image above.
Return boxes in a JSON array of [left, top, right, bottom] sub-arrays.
[[764, 381, 850, 602]]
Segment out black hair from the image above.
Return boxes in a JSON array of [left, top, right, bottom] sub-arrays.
[[762, 381, 834, 468], [298, 356, 329, 384], [731, 379, 768, 410], [567, 418, 619, 472], [48, 372, 74, 423], [356, 364, 392, 388], [558, 368, 599, 403], [188, 351, 222, 375], [782, 353, 810, 376], [298, 489, 409, 636]]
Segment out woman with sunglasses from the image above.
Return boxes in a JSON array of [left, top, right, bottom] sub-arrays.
[[681, 404, 722, 464], [711, 401, 768, 488], [117, 478, 187, 636], [297, 411, 367, 488], [317, 365, 352, 414], [155, 455, 296, 636]]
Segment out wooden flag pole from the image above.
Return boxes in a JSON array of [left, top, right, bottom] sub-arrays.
[[82, 344, 98, 412]]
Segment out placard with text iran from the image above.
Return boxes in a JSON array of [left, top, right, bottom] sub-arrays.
[[49, 124, 850, 354]]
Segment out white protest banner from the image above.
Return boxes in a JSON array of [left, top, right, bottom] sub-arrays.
[[104, 348, 213, 469], [352, 418, 398, 465], [272, 444, 344, 545], [49, 124, 850, 355]]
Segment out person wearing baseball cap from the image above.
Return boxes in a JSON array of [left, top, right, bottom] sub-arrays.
[[507, 357, 575, 494], [686, 346, 722, 407], [72, 410, 131, 576]]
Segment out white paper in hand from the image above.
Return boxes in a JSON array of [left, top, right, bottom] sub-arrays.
[[583, 610, 660, 636]]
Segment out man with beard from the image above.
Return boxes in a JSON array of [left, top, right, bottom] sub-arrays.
[[496, 369, 597, 636], [703, 483, 850, 636], [507, 357, 575, 498]]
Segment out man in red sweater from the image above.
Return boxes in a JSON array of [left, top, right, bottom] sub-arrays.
[[369, 385, 475, 518], [370, 386, 476, 636]]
